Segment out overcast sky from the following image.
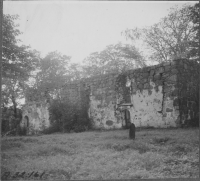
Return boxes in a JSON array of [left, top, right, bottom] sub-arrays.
[[3, 1, 197, 64]]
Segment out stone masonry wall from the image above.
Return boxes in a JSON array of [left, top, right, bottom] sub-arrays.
[[116, 61, 179, 128], [85, 73, 120, 129], [176, 59, 199, 125], [61, 73, 120, 129], [21, 101, 50, 135], [21, 59, 199, 133], [59, 59, 200, 129]]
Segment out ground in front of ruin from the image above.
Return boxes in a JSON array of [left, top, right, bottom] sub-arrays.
[[1, 128, 199, 180]]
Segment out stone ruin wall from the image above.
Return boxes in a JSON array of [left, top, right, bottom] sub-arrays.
[[176, 59, 199, 124], [21, 58, 199, 133], [85, 73, 120, 129], [61, 74, 119, 129], [87, 60, 179, 128], [21, 101, 50, 135], [116, 60, 180, 128], [61, 59, 199, 129]]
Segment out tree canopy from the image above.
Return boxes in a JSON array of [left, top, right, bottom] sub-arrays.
[[82, 43, 146, 77], [2, 15, 39, 79], [2, 14, 40, 135], [2, 14, 40, 110], [123, 3, 199, 63], [28, 51, 84, 102], [34, 51, 71, 94], [188, 3, 199, 59]]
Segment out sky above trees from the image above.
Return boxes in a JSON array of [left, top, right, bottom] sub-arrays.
[[3, 1, 197, 64]]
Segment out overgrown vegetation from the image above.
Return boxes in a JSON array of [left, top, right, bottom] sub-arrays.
[[42, 85, 92, 134], [1, 107, 22, 136], [1, 128, 199, 179]]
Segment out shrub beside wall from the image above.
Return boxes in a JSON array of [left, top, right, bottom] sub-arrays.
[[43, 81, 92, 134]]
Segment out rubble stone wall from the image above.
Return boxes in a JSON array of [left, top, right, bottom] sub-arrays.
[[85, 73, 120, 129], [21, 101, 50, 134], [61, 59, 199, 129], [22, 59, 199, 133], [116, 61, 180, 128], [176, 59, 199, 125]]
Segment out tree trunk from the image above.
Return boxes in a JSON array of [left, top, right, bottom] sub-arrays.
[[12, 96, 17, 118], [11, 95, 19, 135]]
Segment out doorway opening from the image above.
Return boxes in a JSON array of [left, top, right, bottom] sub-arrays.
[[24, 116, 29, 135], [123, 109, 131, 129]]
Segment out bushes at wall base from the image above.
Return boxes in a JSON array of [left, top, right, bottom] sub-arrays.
[[184, 114, 199, 127], [73, 118, 90, 133], [18, 126, 27, 136], [63, 117, 91, 133], [73, 125, 88, 133], [41, 123, 60, 134], [1, 119, 10, 136]]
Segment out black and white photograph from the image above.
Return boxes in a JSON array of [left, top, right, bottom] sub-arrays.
[[1, 0, 199, 180]]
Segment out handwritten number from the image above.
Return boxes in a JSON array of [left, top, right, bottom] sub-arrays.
[[12, 172, 20, 179], [19, 171, 26, 178], [40, 171, 46, 178], [28, 171, 34, 178], [34, 172, 40, 177], [2, 171, 46, 179]]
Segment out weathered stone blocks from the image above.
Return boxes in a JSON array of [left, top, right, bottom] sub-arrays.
[[21, 101, 50, 135], [154, 74, 161, 80], [150, 70, 155, 76], [155, 67, 164, 74]]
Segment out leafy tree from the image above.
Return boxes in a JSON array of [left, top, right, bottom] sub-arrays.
[[26, 51, 72, 132], [2, 14, 40, 124], [1, 106, 22, 136], [31, 51, 94, 133], [2, 15, 39, 79], [82, 43, 146, 77], [82, 52, 104, 77], [2, 14, 40, 134], [188, 3, 199, 59], [67, 63, 84, 81], [32, 51, 71, 101], [123, 4, 198, 63]]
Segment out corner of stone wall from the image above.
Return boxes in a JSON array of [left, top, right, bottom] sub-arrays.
[[21, 101, 50, 135], [59, 58, 199, 129], [175, 58, 199, 126]]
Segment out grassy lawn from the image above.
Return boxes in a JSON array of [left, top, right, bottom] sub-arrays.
[[1, 128, 199, 180]]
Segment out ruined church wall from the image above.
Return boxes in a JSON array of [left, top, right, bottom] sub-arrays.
[[82, 60, 181, 129], [116, 61, 180, 128], [60, 59, 199, 129], [84, 73, 121, 129], [175, 59, 199, 125], [61, 83, 82, 107], [21, 101, 50, 134], [60, 73, 121, 129]]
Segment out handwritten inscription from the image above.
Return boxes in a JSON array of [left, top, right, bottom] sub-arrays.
[[1, 171, 46, 180]]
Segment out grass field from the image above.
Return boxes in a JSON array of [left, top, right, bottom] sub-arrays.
[[1, 128, 199, 180]]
